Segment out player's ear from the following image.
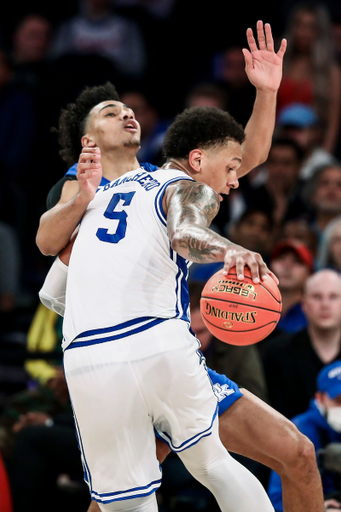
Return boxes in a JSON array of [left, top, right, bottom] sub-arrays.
[[81, 134, 96, 148], [189, 149, 203, 174]]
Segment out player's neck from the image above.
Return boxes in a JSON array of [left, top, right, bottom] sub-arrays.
[[101, 151, 140, 181], [162, 159, 192, 177]]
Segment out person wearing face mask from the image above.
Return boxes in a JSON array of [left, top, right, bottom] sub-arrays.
[[267, 360, 341, 511]]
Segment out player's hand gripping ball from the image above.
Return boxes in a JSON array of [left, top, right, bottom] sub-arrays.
[[200, 267, 282, 346]]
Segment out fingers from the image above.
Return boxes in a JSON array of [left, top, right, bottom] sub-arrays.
[[223, 248, 277, 285], [264, 22, 274, 52], [246, 27, 257, 53], [256, 20, 267, 51], [277, 37, 287, 59]]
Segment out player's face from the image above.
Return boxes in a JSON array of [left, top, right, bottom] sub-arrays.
[[198, 141, 242, 199], [86, 100, 141, 151], [302, 274, 341, 329]]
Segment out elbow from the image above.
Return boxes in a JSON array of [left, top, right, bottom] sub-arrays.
[[35, 233, 59, 257]]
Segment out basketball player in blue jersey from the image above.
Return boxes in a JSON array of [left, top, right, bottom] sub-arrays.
[[36, 22, 324, 512]]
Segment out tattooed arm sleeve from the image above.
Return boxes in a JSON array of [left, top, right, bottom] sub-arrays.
[[165, 180, 236, 264]]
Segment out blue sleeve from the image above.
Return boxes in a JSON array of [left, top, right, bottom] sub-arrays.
[[267, 470, 284, 511], [65, 164, 78, 177]]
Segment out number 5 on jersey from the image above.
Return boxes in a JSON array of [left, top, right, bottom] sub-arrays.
[[96, 191, 136, 244]]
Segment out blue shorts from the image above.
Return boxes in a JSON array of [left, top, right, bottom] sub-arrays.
[[207, 367, 243, 415]]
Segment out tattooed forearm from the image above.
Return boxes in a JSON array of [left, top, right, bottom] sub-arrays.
[[166, 180, 235, 263], [175, 225, 233, 263]]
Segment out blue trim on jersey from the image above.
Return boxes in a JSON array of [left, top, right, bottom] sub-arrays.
[[140, 162, 158, 173], [65, 317, 168, 350], [155, 404, 218, 453], [154, 175, 193, 227], [91, 479, 162, 504]]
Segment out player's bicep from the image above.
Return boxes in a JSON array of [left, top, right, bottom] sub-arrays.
[[164, 180, 220, 239]]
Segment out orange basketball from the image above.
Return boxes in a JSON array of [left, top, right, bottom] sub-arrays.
[[200, 267, 282, 346]]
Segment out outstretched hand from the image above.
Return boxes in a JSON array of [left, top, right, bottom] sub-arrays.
[[77, 146, 102, 203], [243, 20, 287, 93]]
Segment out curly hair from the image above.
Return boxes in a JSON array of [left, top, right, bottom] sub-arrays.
[[56, 82, 120, 166], [162, 107, 245, 159]]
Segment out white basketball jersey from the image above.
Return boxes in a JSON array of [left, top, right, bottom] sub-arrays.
[[63, 167, 194, 348]]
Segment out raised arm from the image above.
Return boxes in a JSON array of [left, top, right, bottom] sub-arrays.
[[36, 147, 102, 256], [164, 180, 278, 284], [237, 21, 287, 177]]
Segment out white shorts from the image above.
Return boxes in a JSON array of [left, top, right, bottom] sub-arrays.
[[63, 318, 218, 505]]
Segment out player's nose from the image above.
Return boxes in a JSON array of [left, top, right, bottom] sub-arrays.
[[227, 173, 239, 190], [122, 107, 135, 119]]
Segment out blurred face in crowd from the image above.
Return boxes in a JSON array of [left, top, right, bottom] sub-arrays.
[[266, 143, 301, 191], [302, 270, 341, 330], [13, 15, 52, 63], [270, 249, 310, 292], [292, 10, 318, 53], [281, 219, 317, 256], [221, 46, 248, 88], [230, 211, 272, 254], [313, 167, 341, 215], [329, 223, 341, 270]]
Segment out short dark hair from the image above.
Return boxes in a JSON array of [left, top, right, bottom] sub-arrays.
[[162, 106, 245, 159], [56, 82, 120, 166]]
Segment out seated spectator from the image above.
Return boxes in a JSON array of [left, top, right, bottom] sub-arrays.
[[242, 136, 307, 233], [184, 82, 228, 110], [260, 269, 341, 419], [228, 208, 274, 263], [269, 238, 313, 335], [189, 207, 274, 281], [11, 14, 52, 68], [276, 103, 337, 180], [316, 215, 341, 272], [120, 89, 170, 166], [280, 217, 318, 259], [213, 45, 256, 127], [303, 163, 341, 242], [51, 0, 147, 79], [267, 360, 341, 511]]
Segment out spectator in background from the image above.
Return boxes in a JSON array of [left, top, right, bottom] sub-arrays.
[[51, 0, 147, 79], [243, 136, 307, 234], [11, 14, 52, 68], [280, 217, 318, 256], [267, 361, 341, 511], [213, 45, 256, 127], [303, 163, 341, 241], [227, 208, 274, 264], [184, 82, 228, 110], [269, 238, 313, 335], [260, 269, 341, 420], [120, 89, 169, 166], [277, 2, 341, 154], [0, 47, 36, 241], [276, 103, 337, 180], [316, 215, 341, 272], [189, 208, 274, 282]]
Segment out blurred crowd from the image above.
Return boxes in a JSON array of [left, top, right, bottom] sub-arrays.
[[2, 0, 341, 511]]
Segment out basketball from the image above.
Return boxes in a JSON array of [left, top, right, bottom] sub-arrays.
[[200, 267, 282, 346]]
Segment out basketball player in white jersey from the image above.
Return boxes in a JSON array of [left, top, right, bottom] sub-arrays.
[[36, 23, 324, 512]]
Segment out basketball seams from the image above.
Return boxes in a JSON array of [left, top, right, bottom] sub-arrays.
[[200, 296, 281, 314]]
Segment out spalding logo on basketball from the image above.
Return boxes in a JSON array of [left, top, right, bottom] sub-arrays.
[[200, 267, 282, 346]]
